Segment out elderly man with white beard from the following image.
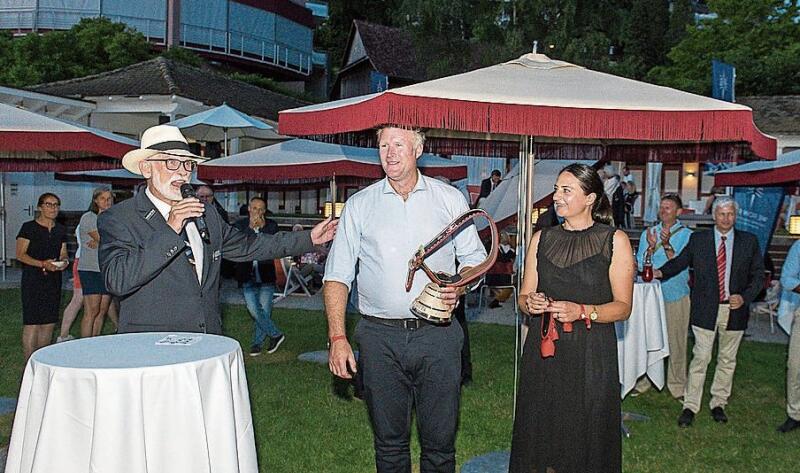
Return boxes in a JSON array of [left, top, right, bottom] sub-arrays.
[[98, 124, 337, 333]]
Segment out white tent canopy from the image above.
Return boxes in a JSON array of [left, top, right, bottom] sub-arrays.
[[197, 138, 468, 183], [476, 160, 595, 231]]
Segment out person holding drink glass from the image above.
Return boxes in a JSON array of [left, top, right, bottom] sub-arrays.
[[633, 194, 692, 398], [509, 164, 634, 473], [16, 193, 69, 360]]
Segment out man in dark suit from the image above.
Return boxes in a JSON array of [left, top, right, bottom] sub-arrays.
[[477, 169, 502, 202], [656, 196, 764, 426], [99, 124, 337, 334]]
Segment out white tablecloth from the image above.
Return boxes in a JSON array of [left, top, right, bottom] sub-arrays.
[[4, 333, 257, 473], [616, 281, 669, 398]]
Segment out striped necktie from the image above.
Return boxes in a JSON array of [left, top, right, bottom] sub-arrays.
[[717, 236, 727, 301]]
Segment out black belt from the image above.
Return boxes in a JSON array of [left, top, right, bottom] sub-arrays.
[[361, 314, 436, 330]]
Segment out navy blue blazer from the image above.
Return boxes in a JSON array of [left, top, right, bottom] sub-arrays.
[[659, 228, 764, 331]]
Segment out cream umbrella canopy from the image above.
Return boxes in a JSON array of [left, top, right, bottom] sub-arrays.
[[168, 103, 274, 156], [279, 53, 776, 269]]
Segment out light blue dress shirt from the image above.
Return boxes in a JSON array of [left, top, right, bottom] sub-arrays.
[[637, 221, 691, 303], [779, 239, 800, 334], [324, 173, 487, 319]]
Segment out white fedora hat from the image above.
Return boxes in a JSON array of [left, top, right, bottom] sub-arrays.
[[122, 125, 206, 175]]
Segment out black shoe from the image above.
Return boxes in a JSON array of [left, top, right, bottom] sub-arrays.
[[249, 344, 262, 357], [488, 300, 501, 309], [777, 417, 800, 433], [266, 334, 285, 354], [678, 408, 695, 427], [711, 406, 728, 423]]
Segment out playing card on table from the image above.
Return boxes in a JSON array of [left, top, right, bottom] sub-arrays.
[[155, 335, 202, 346]]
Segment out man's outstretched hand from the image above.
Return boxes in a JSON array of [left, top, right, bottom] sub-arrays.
[[311, 217, 338, 245]]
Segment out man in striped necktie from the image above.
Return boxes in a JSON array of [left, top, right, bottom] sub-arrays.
[[656, 196, 764, 427]]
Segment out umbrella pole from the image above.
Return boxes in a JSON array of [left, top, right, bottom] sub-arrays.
[[331, 174, 337, 204], [1, 173, 6, 282], [512, 135, 535, 422], [224, 128, 228, 157]]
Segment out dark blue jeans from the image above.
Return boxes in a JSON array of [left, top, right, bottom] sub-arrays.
[[242, 282, 279, 347], [355, 317, 463, 473]]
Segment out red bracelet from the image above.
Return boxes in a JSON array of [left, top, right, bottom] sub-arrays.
[[329, 335, 347, 345], [580, 304, 591, 330]]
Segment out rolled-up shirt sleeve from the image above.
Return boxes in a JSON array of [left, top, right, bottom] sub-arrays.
[[450, 195, 487, 269], [323, 202, 360, 290]]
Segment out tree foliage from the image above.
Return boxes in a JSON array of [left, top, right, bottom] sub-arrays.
[[0, 17, 151, 87], [647, 0, 800, 96]]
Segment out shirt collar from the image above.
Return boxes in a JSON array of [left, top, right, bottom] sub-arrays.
[[660, 220, 683, 232], [145, 187, 172, 220], [381, 170, 427, 195], [714, 227, 733, 240]]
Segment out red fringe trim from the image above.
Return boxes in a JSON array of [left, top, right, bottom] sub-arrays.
[[0, 131, 134, 159], [0, 159, 121, 172], [197, 160, 467, 182], [714, 165, 800, 187], [279, 93, 777, 160]]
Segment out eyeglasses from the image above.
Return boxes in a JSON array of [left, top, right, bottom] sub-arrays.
[[41, 202, 60, 208], [146, 158, 197, 172]]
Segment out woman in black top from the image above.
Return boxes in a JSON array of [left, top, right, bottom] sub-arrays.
[[510, 164, 634, 473], [16, 193, 68, 360]]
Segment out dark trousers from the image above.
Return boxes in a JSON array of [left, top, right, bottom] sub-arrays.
[[453, 296, 472, 382], [355, 318, 463, 473]]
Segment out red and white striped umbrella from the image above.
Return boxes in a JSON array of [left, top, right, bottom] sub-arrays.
[[0, 103, 137, 171], [279, 53, 775, 162]]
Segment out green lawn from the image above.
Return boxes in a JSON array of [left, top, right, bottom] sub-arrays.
[[0, 288, 798, 472]]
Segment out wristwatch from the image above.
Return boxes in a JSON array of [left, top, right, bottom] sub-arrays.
[[589, 306, 599, 321]]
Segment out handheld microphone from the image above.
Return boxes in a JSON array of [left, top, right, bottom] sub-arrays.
[[180, 183, 211, 243]]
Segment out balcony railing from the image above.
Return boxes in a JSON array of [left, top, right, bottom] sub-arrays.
[[0, 9, 312, 75], [180, 23, 312, 76]]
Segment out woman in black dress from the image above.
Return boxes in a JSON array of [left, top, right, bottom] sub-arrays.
[[16, 193, 68, 360], [510, 164, 634, 473]]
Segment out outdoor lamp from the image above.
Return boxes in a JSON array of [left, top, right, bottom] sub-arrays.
[[323, 201, 344, 218], [530, 208, 545, 225], [789, 215, 800, 235]]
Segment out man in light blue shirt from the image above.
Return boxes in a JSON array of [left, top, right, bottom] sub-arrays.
[[635, 194, 692, 398], [778, 239, 800, 433], [323, 126, 486, 472]]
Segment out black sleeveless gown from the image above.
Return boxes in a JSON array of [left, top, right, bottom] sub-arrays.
[[509, 224, 621, 473]]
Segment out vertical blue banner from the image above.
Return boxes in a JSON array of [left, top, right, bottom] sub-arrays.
[[733, 187, 784, 258], [370, 71, 388, 93], [712, 59, 735, 102]]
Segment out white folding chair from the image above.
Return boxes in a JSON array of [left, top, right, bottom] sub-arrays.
[[273, 257, 313, 302], [751, 280, 780, 334], [477, 281, 518, 314]]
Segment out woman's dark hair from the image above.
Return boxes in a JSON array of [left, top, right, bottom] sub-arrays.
[[37, 193, 60, 207], [89, 187, 112, 214], [558, 163, 613, 225]]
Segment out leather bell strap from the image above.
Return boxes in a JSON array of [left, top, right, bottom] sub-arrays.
[[404, 209, 499, 292], [540, 315, 592, 358]]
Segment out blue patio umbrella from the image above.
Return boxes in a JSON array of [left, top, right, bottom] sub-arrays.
[[168, 103, 273, 156]]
